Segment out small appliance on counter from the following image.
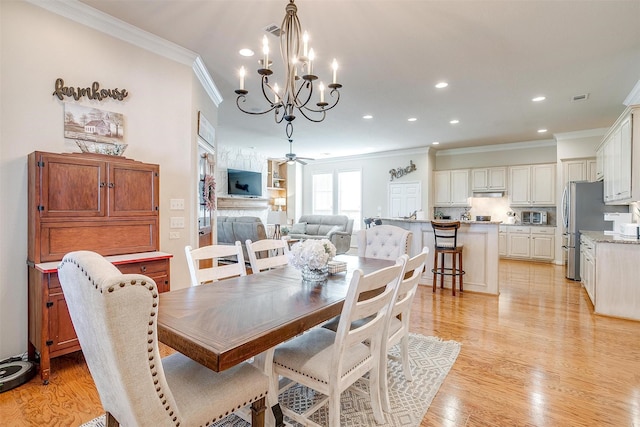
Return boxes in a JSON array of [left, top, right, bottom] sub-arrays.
[[505, 211, 516, 224], [603, 212, 632, 235], [521, 210, 547, 225], [620, 223, 640, 239]]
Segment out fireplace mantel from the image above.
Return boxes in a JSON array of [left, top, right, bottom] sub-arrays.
[[217, 196, 269, 210]]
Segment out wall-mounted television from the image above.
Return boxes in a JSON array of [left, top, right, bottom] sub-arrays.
[[227, 168, 262, 197]]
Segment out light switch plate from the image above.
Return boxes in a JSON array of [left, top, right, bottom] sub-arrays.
[[170, 217, 185, 228], [170, 199, 185, 210]]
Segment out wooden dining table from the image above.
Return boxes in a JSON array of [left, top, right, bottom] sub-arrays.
[[157, 254, 394, 426]]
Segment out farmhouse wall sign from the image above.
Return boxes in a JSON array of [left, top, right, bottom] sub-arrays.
[[389, 160, 417, 181], [52, 78, 128, 102]]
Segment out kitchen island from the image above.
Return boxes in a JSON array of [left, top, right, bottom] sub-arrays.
[[381, 218, 500, 295]]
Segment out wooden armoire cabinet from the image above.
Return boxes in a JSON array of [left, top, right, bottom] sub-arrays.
[[27, 151, 172, 383]]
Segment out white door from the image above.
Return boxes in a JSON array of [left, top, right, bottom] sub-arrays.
[[388, 181, 421, 218]]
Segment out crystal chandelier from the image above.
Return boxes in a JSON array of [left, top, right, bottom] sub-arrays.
[[235, 0, 342, 140]]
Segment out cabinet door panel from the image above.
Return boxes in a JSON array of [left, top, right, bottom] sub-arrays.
[[48, 288, 80, 356], [509, 166, 530, 205], [531, 235, 554, 260], [40, 154, 106, 217], [40, 220, 158, 262], [508, 234, 530, 257], [531, 164, 555, 205], [109, 163, 159, 216]]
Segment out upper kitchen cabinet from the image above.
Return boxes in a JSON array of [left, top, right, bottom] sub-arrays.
[[471, 167, 507, 192], [508, 163, 555, 206], [562, 158, 597, 186], [434, 169, 470, 207], [599, 105, 639, 204]]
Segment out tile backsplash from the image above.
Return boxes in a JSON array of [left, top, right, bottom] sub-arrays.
[[433, 197, 557, 226]]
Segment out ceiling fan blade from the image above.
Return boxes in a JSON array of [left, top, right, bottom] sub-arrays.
[[296, 159, 308, 165]]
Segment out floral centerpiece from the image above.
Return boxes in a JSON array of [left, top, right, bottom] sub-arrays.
[[288, 239, 337, 282]]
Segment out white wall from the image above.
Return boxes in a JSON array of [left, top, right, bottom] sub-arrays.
[[302, 148, 431, 225], [435, 140, 557, 170], [0, 1, 217, 359]]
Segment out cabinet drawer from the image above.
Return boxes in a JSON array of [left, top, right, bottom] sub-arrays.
[[508, 226, 531, 233], [117, 259, 168, 276], [531, 227, 555, 235]]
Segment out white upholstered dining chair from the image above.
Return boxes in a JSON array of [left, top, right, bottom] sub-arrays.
[[58, 250, 269, 427], [184, 242, 246, 286], [357, 224, 412, 260], [245, 238, 290, 273], [271, 256, 407, 427]]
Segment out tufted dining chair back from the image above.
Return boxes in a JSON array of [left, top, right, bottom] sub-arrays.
[[58, 250, 268, 427], [357, 224, 412, 260]]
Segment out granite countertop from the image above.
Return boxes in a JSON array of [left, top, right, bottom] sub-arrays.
[[381, 217, 502, 225], [501, 223, 556, 227], [581, 230, 640, 244]]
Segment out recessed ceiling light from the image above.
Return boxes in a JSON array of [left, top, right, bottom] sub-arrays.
[[449, 119, 459, 124], [435, 82, 448, 89], [408, 117, 417, 122], [432, 141, 440, 145], [537, 129, 547, 133], [239, 48, 254, 57], [362, 115, 373, 119], [532, 96, 546, 102]]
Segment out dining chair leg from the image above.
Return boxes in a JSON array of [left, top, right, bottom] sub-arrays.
[[251, 397, 266, 427], [451, 253, 457, 296], [432, 251, 438, 292], [459, 251, 464, 293], [440, 252, 444, 289], [400, 333, 412, 381]]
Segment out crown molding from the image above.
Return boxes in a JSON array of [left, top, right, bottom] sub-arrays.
[[27, 0, 222, 106], [624, 79, 640, 106], [435, 139, 556, 157], [554, 128, 608, 140], [311, 146, 431, 165]]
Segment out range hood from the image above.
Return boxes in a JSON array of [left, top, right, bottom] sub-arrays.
[[472, 191, 505, 198]]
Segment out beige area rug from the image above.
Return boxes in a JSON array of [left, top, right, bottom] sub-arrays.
[[81, 333, 460, 427]]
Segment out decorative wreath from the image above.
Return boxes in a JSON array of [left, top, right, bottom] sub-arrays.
[[203, 174, 216, 211]]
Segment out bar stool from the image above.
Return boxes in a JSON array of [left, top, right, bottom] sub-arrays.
[[431, 221, 465, 296]]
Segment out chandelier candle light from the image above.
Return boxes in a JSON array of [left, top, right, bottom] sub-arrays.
[[235, 0, 342, 140]]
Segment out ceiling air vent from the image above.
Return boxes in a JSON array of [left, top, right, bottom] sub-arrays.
[[572, 93, 590, 102], [264, 24, 282, 37]]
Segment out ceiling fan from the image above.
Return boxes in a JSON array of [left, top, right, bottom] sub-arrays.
[[278, 139, 314, 165]]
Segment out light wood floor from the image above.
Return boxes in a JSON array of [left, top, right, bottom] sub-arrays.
[[2, 259, 639, 426]]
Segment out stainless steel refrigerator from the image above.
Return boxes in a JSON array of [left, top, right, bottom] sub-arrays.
[[561, 181, 627, 280]]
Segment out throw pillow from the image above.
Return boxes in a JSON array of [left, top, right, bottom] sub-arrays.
[[291, 222, 307, 234]]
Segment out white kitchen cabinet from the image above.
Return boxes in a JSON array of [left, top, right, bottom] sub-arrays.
[[580, 234, 596, 305], [599, 106, 639, 204], [562, 158, 596, 186], [530, 227, 555, 261], [434, 169, 470, 207], [506, 226, 530, 258], [498, 226, 507, 256], [580, 231, 640, 321], [508, 164, 555, 206], [503, 225, 555, 262], [471, 167, 507, 191], [587, 159, 598, 182], [595, 145, 604, 181]]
